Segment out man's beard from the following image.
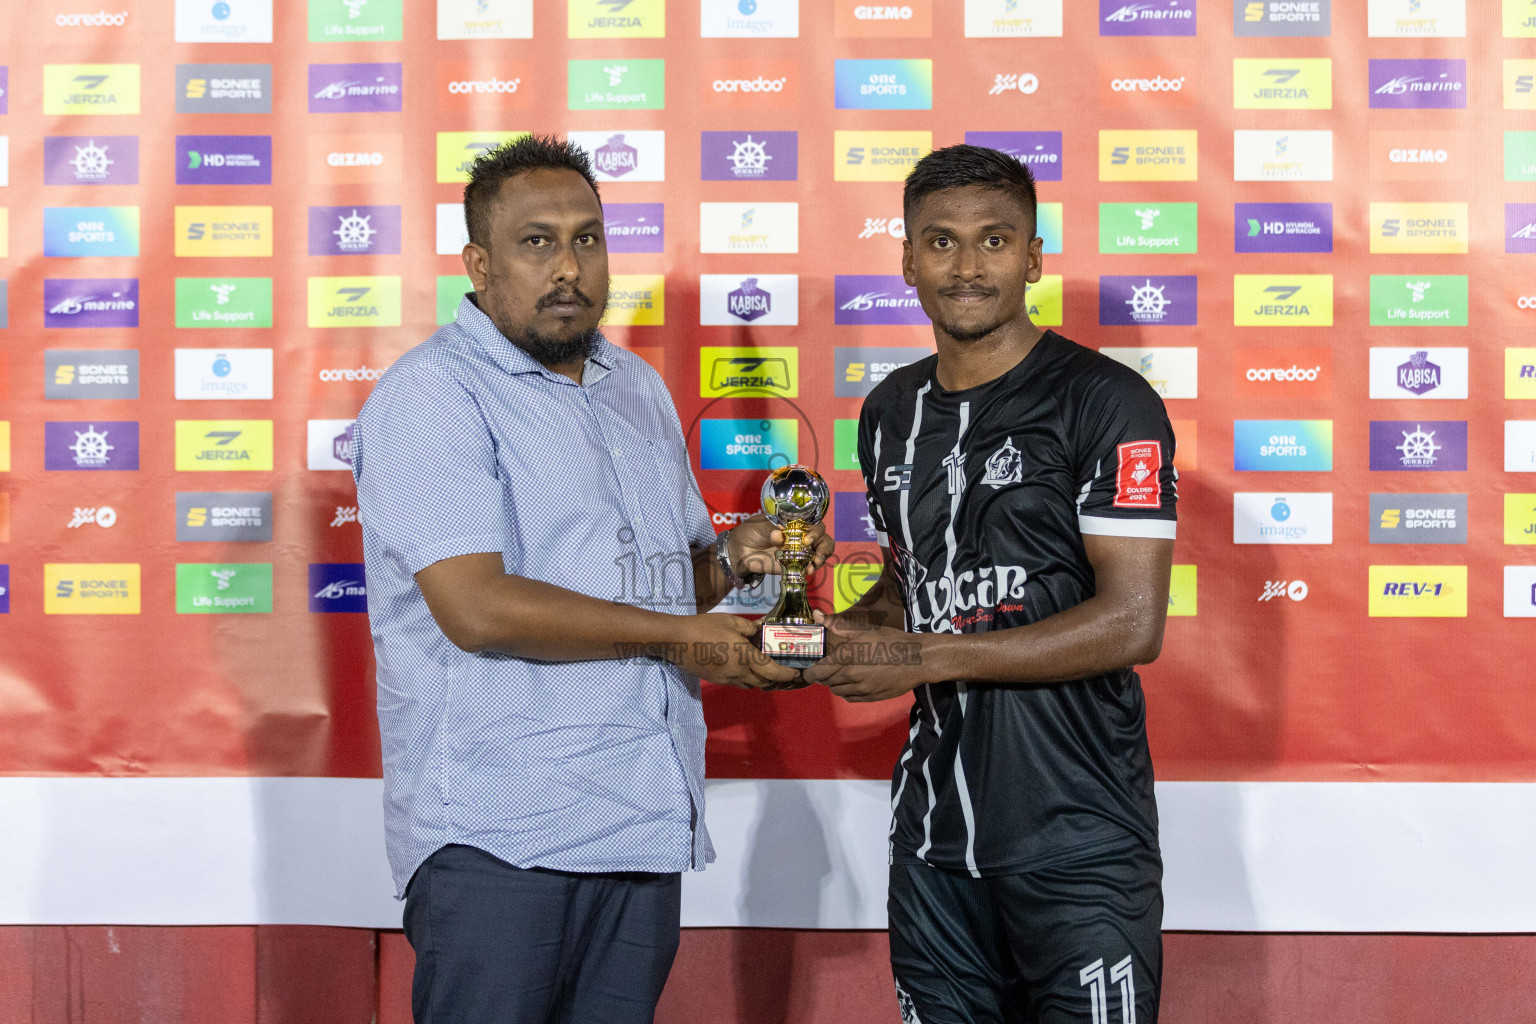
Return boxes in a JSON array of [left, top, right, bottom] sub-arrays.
[[937, 316, 1007, 343], [510, 323, 602, 367]]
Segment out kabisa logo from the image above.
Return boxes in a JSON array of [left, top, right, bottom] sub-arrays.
[[44, 421, 140, 471], [307, 420, 356, 471], [1233, 420, 1334, 471], [1368, 565, 1467, 618], [44, 278, 139, 329], [1368, 420, 1468, 471], [44, 64, 140, 116], [604, 274, 666, 326], [175, 135, 271, 185], [177, 64, 271, 113], [568, 58, 665, 110], [175, 277, 274, 328], [175, 206, 273, 257], [1233, 492, 1333, 544], [604, 203, 665, 253], [45, 350, 139, 400], [44, 136, 139, 185], [1369, 59, 1466, 109], [42, 207, 140, 258], [1507, 204, 1536, 253], [569, 130, 665, 181], [1235, 202, 1333, 253], [964, 131, 1062, 182], [700, 347, 798, 397], [570, 0, 664, 37], [1233, 129, 1333, 181], [435, 130, 526, 183], [834, 59, 934, 110], [1099, 130, 1197, 181], [1099, 276, 1198, 327], [834, 275, 928, 326], [1233, 59, 1332, 109], [727, 280, 772, 322], [1369, 275, 1468, 326], [1371, 203, 1468, 254], [174, 0, 273, 42], [836, 130, 932, 181], [700, 273, 798, 324], [700, 419, 799, 470], [988, 72, 1039, 96], [1234, 275, 1333, 326], [701, 131, 797, 181], [174, 420, 275, 471], [1370, 347, 1468, 399], [310, 563, 367, 613], [176, 563, 273, 614], [44, 564, 141, 615], [174, 348, 274, 400], [1235, 0, 1329, 36], [308, 205, 402, 255], [177, 492, 274, 542], [1371, 493, 1467, 545], [700, 0, 800, 39], [964, 0, 1064, 38], [1101, 0, 1195, 35], [308, 63, 403, 113], [307, 276, 402, 328], [835, 346, 928, 397], [1368, 0, 1464, 38]]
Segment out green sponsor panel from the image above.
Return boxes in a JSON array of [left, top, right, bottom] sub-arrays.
[[309, 0, 402, 41], [834, 419, 860, 470], [1098, 203, 1198, 254], [1507, 132, 1536, 182], [568, 59, 665, 110], [437, 275, 472, 325], [1037, 202, 1063, 255], [175, 278, 274, 329], [1369, 275, 1468, 327], [176, 563, 273, 614]]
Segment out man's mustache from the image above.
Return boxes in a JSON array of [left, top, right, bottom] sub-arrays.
[[537, 288, 595, 310]]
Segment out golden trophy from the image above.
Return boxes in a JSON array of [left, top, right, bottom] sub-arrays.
[[758, 465, 830, 669]]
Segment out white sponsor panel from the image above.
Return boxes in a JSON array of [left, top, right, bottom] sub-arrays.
[[1505, 566, 1536, 618], [1507, 420, 1536, 472], [1368, 348, 1469, 399], [307, 419, 356, 471], [1234, 492, 1334, 545], [700, 0, 799, 37], [567, 130, 666, 182], [699, 274, 800, 326], [436, 0, 532, 39], [436, 203, 469, 255], [1368, 0, 1464, 37], [1234, 129, 1334, 182], [699, 202, 799, 254], [173, 0, 273, 42], [964, 0, 1063, 37], [1099, 347, 1198, 399], [173, 349, 274, 400]]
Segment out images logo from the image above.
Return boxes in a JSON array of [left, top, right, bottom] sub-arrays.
[[1233, 492, 1333, 545], [43, 136, 139, 185], [1371, 203, 1468, 254], [1234, 276, 1333, 327], [308, 205, 402, 256], [701, 131, 797, 181], [1508, 348, 1536, 399], [1508, 420, 1536, 472], [1371, 493, 1467, 545], [44, 278, 139, 329], [307, 419, 356, 471], [310, 0, 402, 40], [700, 419, 798, 470], [177, 63, 271, 113], [1369, 59, 1466, 109], [436, 130, 527, 183], [1508, 204, 1536, 253], [175, 206, 273, 258], [1368, 565, 1466, 617], [44, 564, 140, 615], [699, 347, 799, 397], [1101, 0, 1194, 34], [1234, 0, 1329, 36], [174, 349, 273, 400], [310, 563, 367, 613], [44, 421, 139, 471], [177, 491, 273, 542], [569, 130, 666, 181], [1368, 421, 1468, 471], [174, 0, 273, 41], [1504, 492, 1536, 544], [1369, 0, 1462, 36], [570, 0, 664, 37], [1234, 58, 1332, 109], [174, 420, 274, 471], [1099, 347, 1198, 399], [834, 59, 933, 110], [835, 275, 928, 325], [701, 0, 800, 37], [836, 130, 932, 181], [1234, 202, 1332, 253], [604, 274, 665, 326], [175, 278, 273, 328], [437, 0, 533, 38], [176, 135, 271, 186], [1233, 420, 1334, 471], [604, 203, 664, 253], [699, 202, 798, 254], [1369, 348, 1468, 399], [307, 276, 403, 328], [1098, 130, 1197, 182], [45, 350, 139, 400], [1098, 203, 1196, 254], [1369, 275, 1468, 326], [700, 275, 799, 326], [1098, 276, 1197, 327], [177, 563, 273, 614], [1235, 348, 1333, 399], [964, 131, 1062, 182], [44, 64, 140, 115], [308, 63, 403, 113], [43, 207, 140, 258], [568, 59, 665, 110]]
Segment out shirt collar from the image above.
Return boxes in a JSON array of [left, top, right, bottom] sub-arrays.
[[456, 293, 618, 385]]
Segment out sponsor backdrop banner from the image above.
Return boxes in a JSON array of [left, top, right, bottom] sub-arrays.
[[0, 0, 1533, 930]]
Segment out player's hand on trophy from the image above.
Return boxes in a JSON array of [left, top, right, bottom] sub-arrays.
[[728, 513, 834, 580], [675, 613, 803, 690], [801, 612, 929, 703]]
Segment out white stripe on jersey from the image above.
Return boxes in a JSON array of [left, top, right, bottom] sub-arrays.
[[895, 383, 930, 559], [1079, 515, 1177, 540], [872, 424, 890, 548]]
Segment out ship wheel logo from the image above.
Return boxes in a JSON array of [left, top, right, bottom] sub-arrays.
[[70, 140, 114, 181], [70, 425, 115, 467], [1125, 279, 1169, 323], [728, 135, 773, 178], [1396, 424, 1441, 467], [333, 210, 377, 252]]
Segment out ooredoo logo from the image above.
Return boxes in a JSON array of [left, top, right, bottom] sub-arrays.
[[437, 61, 533, 110], [55, 10, 129, 26], [1235, 348, 1333, 398], [1099, 60, 1196, 108], [701, 59, 797, 108]]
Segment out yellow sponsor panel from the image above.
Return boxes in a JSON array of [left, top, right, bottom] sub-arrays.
[[699, 347, 799, 398], [1368, 565, 1467, 618], [436, 131, 528, 183], [174, 206, 273, 258], [43, 64, 141, 116], [175, 420, 275, 472], [1506, 60, 1536, 109], [1506, 0, 1536, 37], [1026, 275, 1063, 327], [1167, 564, 1197, 617], [604, 274, 666, 326], [1233, 58, 1332, 110], [0, 422, 9, 472], [834, 561, 885, 613], [1508, 349, 1536, 398], [44, 564, 141, 616], [1505, 494, 1536, 545], [835, 131, 933, 182], [569, 0, 664, 37], [307, 276, 403, 328], [1099, 130, 1198, 182], [1369, 203, 1469, 255], [1233, 275, 1333, 327]]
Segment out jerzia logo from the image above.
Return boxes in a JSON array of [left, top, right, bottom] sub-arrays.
[[699, 347, 798, 396]]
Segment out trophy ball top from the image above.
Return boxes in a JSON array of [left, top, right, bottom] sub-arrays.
[[760, 465, 830, 527]]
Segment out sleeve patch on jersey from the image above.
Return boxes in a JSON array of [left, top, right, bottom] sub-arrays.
[[1114, 441, 1163, 508]]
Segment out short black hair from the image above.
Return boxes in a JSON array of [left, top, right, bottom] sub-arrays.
[[463, 134, 601, 250], [902, 144, 1038, 232]]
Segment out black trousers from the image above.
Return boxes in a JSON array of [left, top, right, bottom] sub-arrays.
[[403, 844, 682, 1024]]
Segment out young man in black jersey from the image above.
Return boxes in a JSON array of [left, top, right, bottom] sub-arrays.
[[804, 145, 1177, 1023]]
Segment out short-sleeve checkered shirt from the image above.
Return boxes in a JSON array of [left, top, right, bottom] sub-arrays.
[[353, 294, 717, 897]]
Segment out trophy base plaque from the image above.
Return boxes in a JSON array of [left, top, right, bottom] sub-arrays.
[[760, 622, 825, 670]]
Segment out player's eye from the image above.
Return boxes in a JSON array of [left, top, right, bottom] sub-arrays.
[[932, 236, 953, 249], [524, 235, 549, 247], [984, 235, 1006, 248]]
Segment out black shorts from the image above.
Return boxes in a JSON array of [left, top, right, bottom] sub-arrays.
[[888, 842, 1163, 1024]]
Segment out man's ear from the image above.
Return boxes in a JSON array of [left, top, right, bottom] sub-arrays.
[[462, 242, 490, 292], [902, 237, 915, 287]]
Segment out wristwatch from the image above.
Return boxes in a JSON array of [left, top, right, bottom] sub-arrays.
[[715, 527, 765, 591]]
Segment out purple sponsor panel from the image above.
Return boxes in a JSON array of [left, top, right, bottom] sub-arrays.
[[308, 63, 403, 113], [964, 131, 1062, 181], [0, 67, 9, 115], [1507, 204, 1536, 254], [700, 131, 798, 181], [1100, 0, 1196, 36], [834, 275, 929, 326], [43, 136, 140, 186], [1234, 203, 1333, 254], [1368, 421, 1468, 472], [44, 421, 140, 471], [604, 203, 664, 253], [1098, 275, 1198, 327], [833, 491, 880, 543], [175, 135, 272, 186], [310, 563, 368, 613], [1368, 59, 1467, 110], [308, 205, 403, 255], [44, 279, 139, 329], [0, 565, 9, 615]]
